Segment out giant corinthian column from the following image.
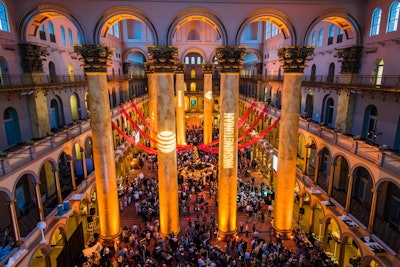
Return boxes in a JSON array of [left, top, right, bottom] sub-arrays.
[[74, 45, 121, 242], [274, 46, 313, 238], [215, 46, 246, 239], [147, 46, 180, 236]]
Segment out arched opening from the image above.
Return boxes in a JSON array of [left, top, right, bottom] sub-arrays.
[[3, 107, 22, 146], [70, 93, 80, 121], [49, 61, 57, 82]]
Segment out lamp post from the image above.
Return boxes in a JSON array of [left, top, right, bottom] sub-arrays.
[[36, 221, 47, 243]]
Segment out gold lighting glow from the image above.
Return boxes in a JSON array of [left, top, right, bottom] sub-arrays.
[[205, 91, 212, 100]]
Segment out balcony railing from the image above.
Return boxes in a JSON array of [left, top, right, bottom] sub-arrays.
[[249, 74, 400, 88], [0, 74, 87, 88], [0, 74, 143, 89]]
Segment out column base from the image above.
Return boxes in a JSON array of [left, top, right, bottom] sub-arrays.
[[272, 226, 294, 240], [159, 227, 180, 240], [217, 228, 238, 241], [100, 229, 122, 247]]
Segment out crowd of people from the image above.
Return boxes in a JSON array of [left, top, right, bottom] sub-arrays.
[[79, 124, 337, 267]]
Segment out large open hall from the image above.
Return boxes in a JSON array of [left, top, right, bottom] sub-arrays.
[[0, 0, 400, 266]]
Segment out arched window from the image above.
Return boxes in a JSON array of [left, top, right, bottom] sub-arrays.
[[387, 1, 400, 32], [271, 24, 279, 37], [48, 21, 56, 42], [113, 22, 120, 38], [310, 64, 316, 81], [370, 7, 382, 36], [70, 94, 81, 121], [327, 63, 335, 82], [0, 2, 10, 32], [304, 92, 314, 119], [60, 26, 66, 45], [50, 99, 62, 130], [337, 27, 343, 43], [4, 107, 22, 146], [265, 22, 271, 39], [40, 24, 46, 40], [49, 61, 57, 82], [322, 97, 334, 127], [310, 31, 316, 46], [68, 28, 74, 45], [317, 28, 324, 47], [190, 69, 196, 78], [371, 59, 384, 85], [328, 25, 335, 45], [362, 105, 378, 141]]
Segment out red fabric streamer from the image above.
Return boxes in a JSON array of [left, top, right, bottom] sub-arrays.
[[121, 107, 158, 145], [238, 117, 280, 150], [131, 101, 158, 135], [111, 121, 158, 155], [238, 105, 268, 142], [238, 101, 256, 128]]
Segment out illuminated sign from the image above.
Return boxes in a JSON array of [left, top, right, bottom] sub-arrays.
[[223, 113, 235, 169], [158, 131, 176, 153]]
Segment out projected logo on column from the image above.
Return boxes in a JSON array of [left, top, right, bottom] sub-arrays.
[[223, 113, 235, 169]]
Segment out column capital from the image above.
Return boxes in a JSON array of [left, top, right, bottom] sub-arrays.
[[336, 46, 363, 74], [147, 46, 179, 73], [175, 62, 186, 73], [19, 43, 47, 73], [202, 62, 214, 74], [73, 45, 114, 73], [277, 46, 314, 73], [215, 46, 247, 73], [144, 62, 155, 74]]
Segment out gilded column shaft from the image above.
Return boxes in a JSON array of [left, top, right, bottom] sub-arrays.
[[215, 46, 246, 238], [175, 63, 186, 146], [74, 45, 121, 241], [203, 63, 213, 145], [274, 46, 313, 237], [147, 46, 180, 236]]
